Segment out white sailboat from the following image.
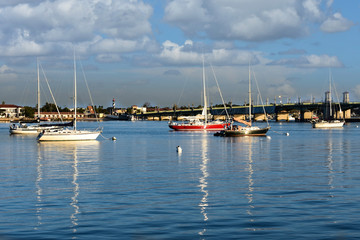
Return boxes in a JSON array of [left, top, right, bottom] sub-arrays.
[[37, 53, 101, 141], [10, 59, 72, 134], [312, 70, 345, 128]]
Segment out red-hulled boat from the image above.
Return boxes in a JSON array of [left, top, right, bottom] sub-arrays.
[[169, 118, 230, 131], [169, 57, 231, 131]]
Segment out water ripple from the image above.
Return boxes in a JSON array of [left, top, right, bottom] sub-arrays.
[[1, 122, 360, 239]]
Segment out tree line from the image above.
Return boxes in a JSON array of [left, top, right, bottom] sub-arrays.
[[23, 102, 108, 118]]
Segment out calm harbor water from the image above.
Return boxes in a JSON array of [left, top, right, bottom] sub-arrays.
[[1, 121, 360, 239]]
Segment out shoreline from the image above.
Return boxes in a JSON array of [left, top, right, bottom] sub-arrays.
[[0, 118, 104, 123]]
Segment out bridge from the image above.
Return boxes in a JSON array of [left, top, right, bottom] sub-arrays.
[[135, 102, 360, 122]]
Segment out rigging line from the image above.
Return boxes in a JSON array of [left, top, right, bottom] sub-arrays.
[[272, 129, 290, 136], [39, 63, 64, 123], [331, 73, 342, 110], [99, 132, 114, 140], [209, 63, 230, 121], [38, 64, 51, 106], [330, 70, 345, 121], [251, 67, 269, 126], [39, 79, 50, 106], [20, 74, 31, 107], [177, 74, 189, 107], [79, 60, 100, 124]]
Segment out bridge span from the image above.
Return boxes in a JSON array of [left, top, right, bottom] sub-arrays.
[[135, 102, 360, 122]]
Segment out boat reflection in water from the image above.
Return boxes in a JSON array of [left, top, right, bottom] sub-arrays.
[[223, 136, 270, 232], [325, 131, 344, 199], [198, 133, 209, 236], [245, 137, 255, 230], [36, 141, 100, 234], [35, 144, 43, 231]]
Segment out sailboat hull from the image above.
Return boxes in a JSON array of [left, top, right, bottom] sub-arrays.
[[312, 120, 344, 128], [10, 121, 73, 135], [216, 126, 270, 137], [10, 128, 40, 134], [169, 122, 230, 131], [37, 129, 101, 141]]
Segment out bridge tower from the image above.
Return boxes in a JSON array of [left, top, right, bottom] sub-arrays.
[[343, 92, 349, 103], [324, 91, 331, 120]]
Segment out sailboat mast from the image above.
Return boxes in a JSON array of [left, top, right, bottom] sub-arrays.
[[37, 58, 40, 120], [202, 56, 208, 124], [329, 69, 332, 117], [74, 51, 77, 130], [248, 62, 252, 124]]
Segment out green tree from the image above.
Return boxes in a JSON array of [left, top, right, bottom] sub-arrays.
[[62, 107, 70, 112], [126, 107, 133, 114], [41, 102, 58, 112], [24, 106, 35, 118], [94, 105, 106, 114], [143, 102, 151, 108]]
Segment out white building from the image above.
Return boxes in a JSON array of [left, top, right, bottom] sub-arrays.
[[0, 104, 23, 118]]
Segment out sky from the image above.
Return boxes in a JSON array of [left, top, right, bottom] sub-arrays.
[[0, 0, 359, 109]]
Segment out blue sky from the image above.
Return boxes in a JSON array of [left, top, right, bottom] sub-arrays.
[[0, 0, 359, 108]]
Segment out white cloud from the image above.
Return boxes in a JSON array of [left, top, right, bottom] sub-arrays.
[[326, 0, 334, 8], [164, 0, 353, 41], [157, 40, 261, 66], [229, 7, 303, 41], [159, 40, 201, 65], [164, 0, 210, 35], [157, 40, 344, 72], [91, 38, 141, 53], [304, 54, 343, 68], [302, 0, 322, 20], [269, 54, 343, 68], [0, 0, 154, 58], [267, 82, 297, 99], [96, 53, 122, 63], [0, 65, 12, 73], [164, 0, 332, 41], [0, 65, 17, 83], [320, 12, 354, 33]]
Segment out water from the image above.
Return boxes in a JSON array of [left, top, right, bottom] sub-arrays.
[[1, 121, 360, 239]]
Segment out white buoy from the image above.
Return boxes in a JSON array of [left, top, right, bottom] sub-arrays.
[[285, 132, 290, 136], [266, 136, 271, 139], [176, 146, 182, 153], [112, 136, 117, 141], [356, 126, 359, 128]]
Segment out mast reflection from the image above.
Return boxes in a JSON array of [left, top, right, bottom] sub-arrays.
[[222, 136, 264, 229], [71, 143, 79, 233], [37, 141, 100, 235], [241, 137, 256, 231], [326, 136, 334, 194], [198, 133, 209, 236], [35, 144, 43, 230]]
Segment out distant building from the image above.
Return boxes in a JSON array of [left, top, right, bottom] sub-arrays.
[[131, 105, 146, 114], [84, 106, 104, 118], [107, 107, 126, 114], [0, 104, 24, 118], [86, 106, 95, 114]]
